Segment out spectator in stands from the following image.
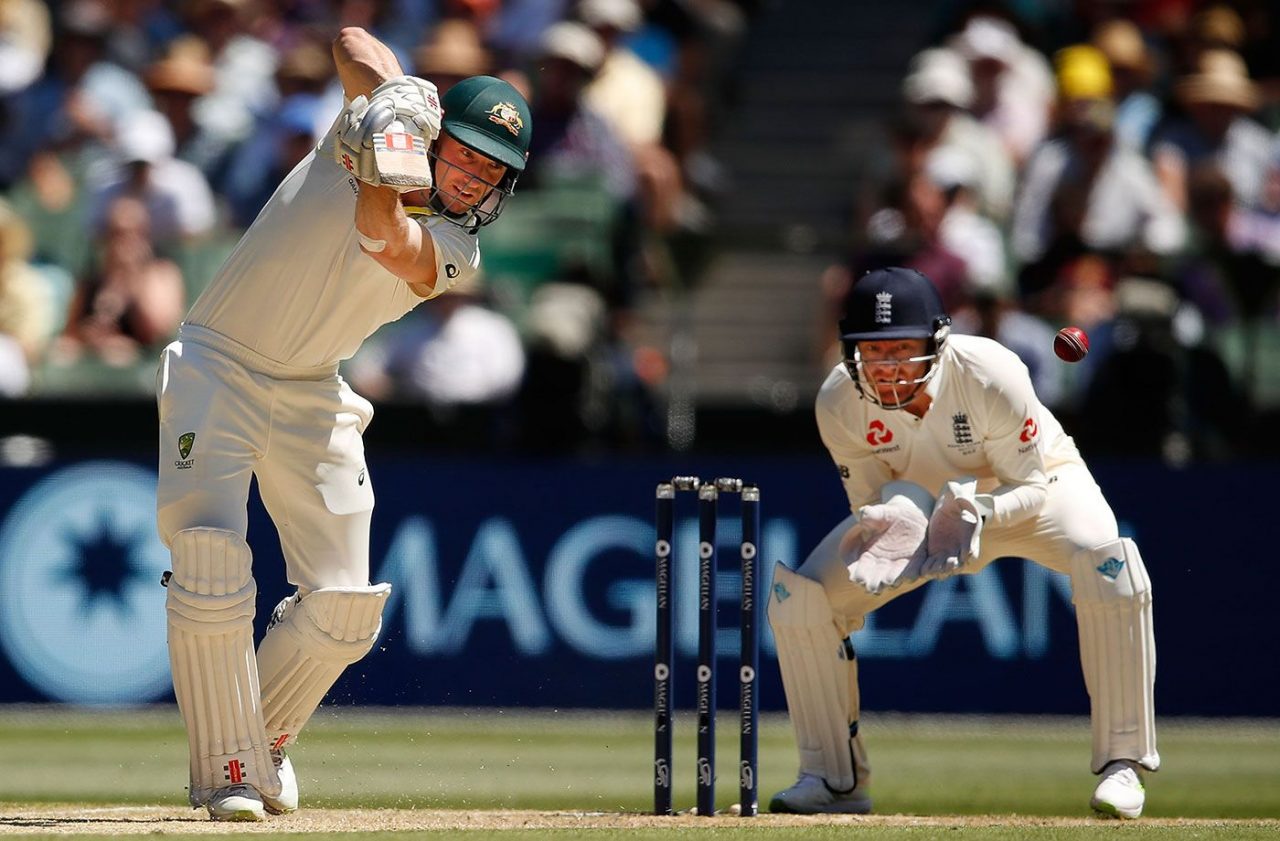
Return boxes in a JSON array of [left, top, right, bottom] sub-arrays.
[[1091, 18, 1162, 151], [901, 47, 1015, 221], [55, 195, 185, 366], [180, 0, 279, 152], [88, 109, 218, 244], [221, 94, 323, 228], [0, 199, 56, 368], [923, 144, 1009, 296], [948, 14, 1054, 166], [950, 287, 1065, 409], [412, 18, 492, 96], [0, 0, 51, 98], [8, 0, 150, 180], [524, 21, 636, 202], [347, 274, 525, 412], [1150, 49, 1273, 212], [1079, 274, 1242, 463], [580, 0, 666, 148], [579, 0, 682, 233], [1012, 45, 1185, 309], [1175, 163, 1279, 328], [144, 38, 230, 181], [860, 170, 972, 314]]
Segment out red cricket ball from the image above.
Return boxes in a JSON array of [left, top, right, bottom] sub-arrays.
[[1054, 326, 1090, 362]]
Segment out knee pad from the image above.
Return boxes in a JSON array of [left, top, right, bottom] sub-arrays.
[[258, 583, 392, 747], [1071, 537, 1152, 606]]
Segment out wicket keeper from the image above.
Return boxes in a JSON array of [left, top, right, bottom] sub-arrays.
[[155, 27, 531, 820], [768, 267, 1156, 818]]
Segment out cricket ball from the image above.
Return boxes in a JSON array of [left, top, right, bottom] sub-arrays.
[[1054, 326, 1090, 362]]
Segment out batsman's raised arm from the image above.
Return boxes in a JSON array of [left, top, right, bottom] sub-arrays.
[[354, 182, 440, 296], [333, 27, 403, 100]]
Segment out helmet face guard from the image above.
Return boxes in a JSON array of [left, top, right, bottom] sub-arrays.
[[837, 267, 951, 410], [426, 141, 520, 233], [842, 321, 950, 410]]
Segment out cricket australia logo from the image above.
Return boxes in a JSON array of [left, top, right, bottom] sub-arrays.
[[175, 432, 196, 470], [874, 291, 893, 324], [1096, 557, 1125, 580], [952, 413, 973, 446], [773, 582, 791, 603], [487, 102, 525, 137]]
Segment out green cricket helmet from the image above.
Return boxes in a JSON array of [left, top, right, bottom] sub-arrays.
[[430, 75, 532, 231]]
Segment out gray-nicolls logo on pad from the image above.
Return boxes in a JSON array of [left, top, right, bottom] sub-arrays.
[[874, 291, 893, 324]]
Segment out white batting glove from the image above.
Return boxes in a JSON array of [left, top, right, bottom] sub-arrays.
[[844, 495, 929, 595], [368, 75, 443, 142], [333, 77, 442, 192], [922, 479, 984, 578]]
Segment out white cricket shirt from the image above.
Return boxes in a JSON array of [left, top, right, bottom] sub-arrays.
[[816, 334, 1083, 527], [184, 128, 481, 369]]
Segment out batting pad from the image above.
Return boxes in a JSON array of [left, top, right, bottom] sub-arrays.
[[258, 584, 392, 749], [768, 563, 862, 791], [165, 528, 280, 806], [1070, 537, 1158, 773]]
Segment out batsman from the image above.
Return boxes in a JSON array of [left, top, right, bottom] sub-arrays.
[[768, 267, 1156, 818], [154, 27, 531, 820]]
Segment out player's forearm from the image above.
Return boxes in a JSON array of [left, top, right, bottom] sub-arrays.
[[332, 27, 403, 100], [981, 480, 1048, 528], [354, 185, 438, 289]]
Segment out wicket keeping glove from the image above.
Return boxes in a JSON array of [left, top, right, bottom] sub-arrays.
[[922, 478, 985, 577], [844, 494, 930, 595]]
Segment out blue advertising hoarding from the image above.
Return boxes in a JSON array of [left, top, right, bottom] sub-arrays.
[[0, 456, 1274, 717]]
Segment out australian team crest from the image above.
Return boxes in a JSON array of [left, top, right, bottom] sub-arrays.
[[175, 432, 196, 469], [487, 102, 525, 137]]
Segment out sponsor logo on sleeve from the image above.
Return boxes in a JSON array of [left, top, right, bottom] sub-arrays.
[[1017, 417, 1040, 454]]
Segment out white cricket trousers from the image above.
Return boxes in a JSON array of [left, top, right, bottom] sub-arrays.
[[800, 461, 1120, 634], [156, 326, 376, 592]]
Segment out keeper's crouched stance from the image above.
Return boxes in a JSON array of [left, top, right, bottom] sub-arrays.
[[155, 25, 532, 821], [768, 268, 1157, 819]]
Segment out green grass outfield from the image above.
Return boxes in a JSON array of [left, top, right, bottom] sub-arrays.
[[1, 706, 1277, 840]]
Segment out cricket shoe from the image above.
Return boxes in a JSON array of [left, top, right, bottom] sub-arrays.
[[206, 784, 266, 821], [1091, 760, 1145, 819], [768, 773, 872, 814], [263, 749, 298, 815]]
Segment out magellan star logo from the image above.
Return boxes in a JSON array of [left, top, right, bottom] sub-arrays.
[[178, 432, 196, 460], [487, 102, 524, 137]]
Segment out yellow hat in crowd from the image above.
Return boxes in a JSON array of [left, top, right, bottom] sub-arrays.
[[1055, 44, 1112, 100]]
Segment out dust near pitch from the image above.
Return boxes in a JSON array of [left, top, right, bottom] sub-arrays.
[[0, 806, 1275, 834]]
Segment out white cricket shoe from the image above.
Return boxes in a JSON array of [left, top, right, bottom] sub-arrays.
[[206, 784, 266, 821], [769, 773, 872, 814], [1091, 760, 1145, 819], [263, 749, 298, 815]]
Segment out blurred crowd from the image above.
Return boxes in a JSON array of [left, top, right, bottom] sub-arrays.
[[827, 0, 1280, 463], [4, 1, 1280, 462], [0, 0, 755, 450]]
